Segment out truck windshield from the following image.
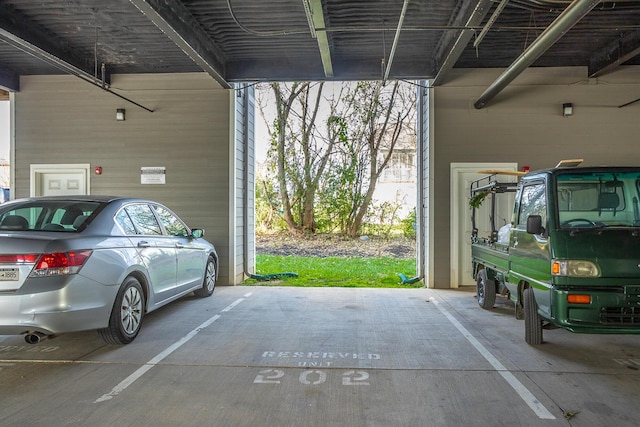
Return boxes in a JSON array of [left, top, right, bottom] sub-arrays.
[[556, 171, 640, 229]]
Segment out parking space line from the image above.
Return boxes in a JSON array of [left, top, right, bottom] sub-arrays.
[[221, 298, 246, 312], [430, 297, 556, 420], [95, 294, 251, 403]]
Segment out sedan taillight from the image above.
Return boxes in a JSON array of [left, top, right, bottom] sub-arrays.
[[29, 250, 93, 277], [0, 254, 40, 263]]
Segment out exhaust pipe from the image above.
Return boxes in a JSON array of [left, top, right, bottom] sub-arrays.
[[24, 332, 48, 344]]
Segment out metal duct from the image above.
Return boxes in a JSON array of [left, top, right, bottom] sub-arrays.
[[474, 0, 600, 109]]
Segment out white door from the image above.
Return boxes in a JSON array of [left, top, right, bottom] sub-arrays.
[[450, 163, 518, 287], [30, 164, 90, 196], [38, 172, 86, 196]]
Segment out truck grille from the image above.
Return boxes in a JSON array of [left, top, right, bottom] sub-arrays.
[[600, 307, 640, 325], [626, 286, 640, 304]]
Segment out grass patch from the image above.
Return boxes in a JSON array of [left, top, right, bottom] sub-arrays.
[[243, 254, 420, 288]]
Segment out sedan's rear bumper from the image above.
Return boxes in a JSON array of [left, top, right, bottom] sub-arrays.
[[0, 275, 117, 335]]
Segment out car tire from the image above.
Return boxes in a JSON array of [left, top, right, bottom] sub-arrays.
[[476, 269, 496, 309], [524, 287, 543, 345], [98, 277, 145, 345], [194, 256, 216, 298]]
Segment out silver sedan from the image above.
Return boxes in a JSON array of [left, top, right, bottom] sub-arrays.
[[0, 196, 218, 344]]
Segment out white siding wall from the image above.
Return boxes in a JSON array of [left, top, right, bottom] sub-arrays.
[[232, 84, 256, 284], [416, 81, 429, 284], [13, 73, 238, 284], [431, 66, 640, 288]]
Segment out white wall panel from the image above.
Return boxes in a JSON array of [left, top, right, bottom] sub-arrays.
[[232, 84, 256, 284]]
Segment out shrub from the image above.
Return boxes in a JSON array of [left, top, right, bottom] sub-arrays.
[[400, 209, 416, 239]]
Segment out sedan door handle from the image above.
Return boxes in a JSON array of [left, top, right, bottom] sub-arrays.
[[138, 241, 150, 248], [175, 243, 184, 249]]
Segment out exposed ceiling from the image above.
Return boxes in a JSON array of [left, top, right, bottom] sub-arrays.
[[1, 0, 640, 99]]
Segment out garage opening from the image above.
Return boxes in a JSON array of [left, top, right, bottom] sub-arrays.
[[248, 80, 421, 288]]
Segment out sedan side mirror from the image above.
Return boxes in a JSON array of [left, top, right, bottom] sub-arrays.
[[526, 215, 545, 235], [191, 228, 205, 239]]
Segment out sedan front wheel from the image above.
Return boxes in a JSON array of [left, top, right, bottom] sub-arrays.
[[194, 256, 216, 298], [98, 277, 145, 345]]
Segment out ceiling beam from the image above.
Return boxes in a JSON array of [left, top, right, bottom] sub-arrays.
[[589, 30, 640, 78], [432, 0, 493, 86], [226, 58, 433, 82], [304, 0, 334, 78], [473, 0, 510, 48], [129, 0, 230, 89], [383, 0, 410, 84], [0, 3, 105, 86]]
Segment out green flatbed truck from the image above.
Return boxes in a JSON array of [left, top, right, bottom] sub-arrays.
[[470, 165, 640, 344]]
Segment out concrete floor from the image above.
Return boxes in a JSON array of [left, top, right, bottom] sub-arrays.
[[0, 286, 638, 426]]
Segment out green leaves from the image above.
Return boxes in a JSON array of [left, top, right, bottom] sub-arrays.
[[258, 81, 416, 236], [469, 190, 490, 209]]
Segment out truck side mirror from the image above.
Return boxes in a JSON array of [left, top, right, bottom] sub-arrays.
[[526, 215, 545, 235]]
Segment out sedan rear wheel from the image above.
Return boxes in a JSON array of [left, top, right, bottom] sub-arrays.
[[98, 277, 145, 345], [194, 256, 216, 298]]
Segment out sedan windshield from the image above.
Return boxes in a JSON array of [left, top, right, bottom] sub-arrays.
[[557, 171, 640, 229], [0, 200, 102, 232]]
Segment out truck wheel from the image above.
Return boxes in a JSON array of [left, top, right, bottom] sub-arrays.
[[524, 288, 543, 345], [476, 269, 496, 309]]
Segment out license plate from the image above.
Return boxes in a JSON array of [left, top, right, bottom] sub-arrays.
[[0, 268, 18, 281]]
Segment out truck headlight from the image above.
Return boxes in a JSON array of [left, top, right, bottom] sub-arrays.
[[552, 260, 599, 277]]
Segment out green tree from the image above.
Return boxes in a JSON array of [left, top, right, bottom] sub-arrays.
[[257, 80, 415, 237], [330, 81, 416, 237], [258, 82, 343, 234]]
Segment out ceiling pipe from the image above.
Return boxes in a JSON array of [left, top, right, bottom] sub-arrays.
[[474, 0, 600, 109], [383, 0, 410, 85]]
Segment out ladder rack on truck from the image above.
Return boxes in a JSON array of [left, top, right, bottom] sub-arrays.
[[470, 173, 518, 244]]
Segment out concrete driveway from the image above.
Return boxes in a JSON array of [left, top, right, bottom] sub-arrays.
[[0, 286, 638, 426]]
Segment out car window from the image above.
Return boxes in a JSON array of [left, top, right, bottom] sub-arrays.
[[0, 201, 100, 231], [153, 205, 189, 237], [123, 204, 162, 235], [115, 209, 137, 235], [517, 182, 547, 226]]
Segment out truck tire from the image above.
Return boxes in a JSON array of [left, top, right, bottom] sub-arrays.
[[524, 287, 543, 345], [476, 269, 496, 309]]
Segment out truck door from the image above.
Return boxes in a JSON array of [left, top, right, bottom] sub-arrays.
[[509, 179, 552, 317]]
